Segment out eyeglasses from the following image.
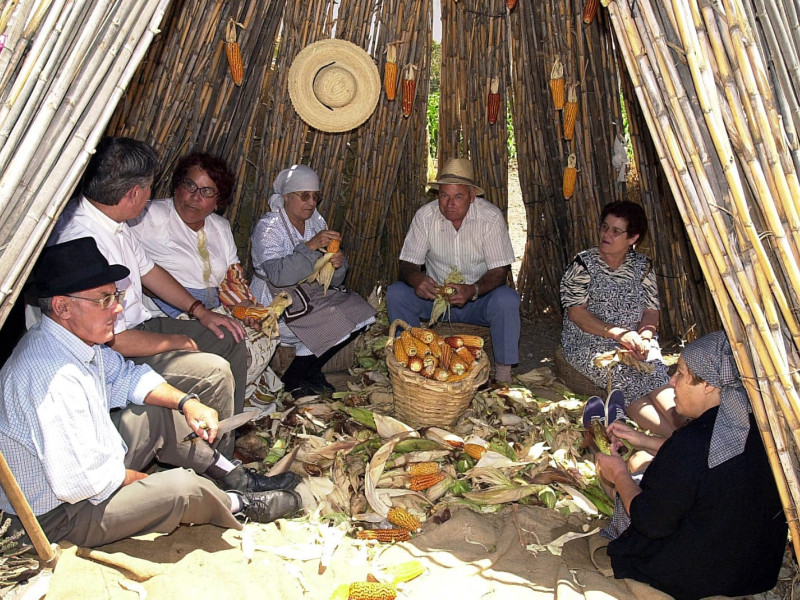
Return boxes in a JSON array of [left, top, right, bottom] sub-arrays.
[[180, 178, 219, 199], [66, 289, 126, 310], [292, 191, 322, 204], [599, 222, 628, 238]]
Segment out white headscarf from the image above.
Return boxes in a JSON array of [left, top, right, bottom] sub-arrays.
[[268, 165, 321, 211]]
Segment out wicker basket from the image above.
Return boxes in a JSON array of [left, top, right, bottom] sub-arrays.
[[387, 319, 490, 428]]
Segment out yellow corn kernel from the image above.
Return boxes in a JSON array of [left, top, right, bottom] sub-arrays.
[[348, 581, 397, 600], [459, 334, 485, 349], [392, 340, 408, 367], [400, 330, 417, 356], [407, 462, 439, 477], [408, 471, 446, 491], [464, 443, 487, 460], [356, 528, 411, 543], [563, 153, 578, 199], [448, 353, 468, 375], [550, 56, 565, 110], [387, 507, 420, 531], [409, 335, 431, 356], [455, 346, 475, 366], [409, 326, 435, 344]]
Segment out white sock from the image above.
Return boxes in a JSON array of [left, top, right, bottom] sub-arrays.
[[215, 453, 238, 474], [495, 364, 512, 382], [228, 491, 244, 513]]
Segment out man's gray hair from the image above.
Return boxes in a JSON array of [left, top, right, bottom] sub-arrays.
[[81, 137, 159, 206]]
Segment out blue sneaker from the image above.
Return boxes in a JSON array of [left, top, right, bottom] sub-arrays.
[[606, 389, 626, 424], [582, 395, 605, 428]]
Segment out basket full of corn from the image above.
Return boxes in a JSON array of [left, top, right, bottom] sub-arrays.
[[386, 319, 490, 428]]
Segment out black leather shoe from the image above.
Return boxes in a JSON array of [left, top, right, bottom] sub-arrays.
[[221, 466, 302, 493], [232, 489, 302, 523]]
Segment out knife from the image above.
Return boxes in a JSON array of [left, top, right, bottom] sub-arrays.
[[182, 411, 258, 443]]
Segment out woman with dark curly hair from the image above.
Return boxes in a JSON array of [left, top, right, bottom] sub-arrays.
[[130, 152, 281, 395], [560, 201, 683, 436]]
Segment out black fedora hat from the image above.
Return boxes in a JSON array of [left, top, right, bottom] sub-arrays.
[[27, 237, 129, 298]]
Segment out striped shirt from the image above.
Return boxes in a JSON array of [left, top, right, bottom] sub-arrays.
[[50, 197, 155, 332], [0, 317, 164, 515], [398, 198, 515, 284]]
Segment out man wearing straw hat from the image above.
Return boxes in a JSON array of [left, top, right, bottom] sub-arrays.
[[45, 138, 255, 478], [386, 157, 520, 382], [595, 331, 787, 599], [0, 238, 301, 547]]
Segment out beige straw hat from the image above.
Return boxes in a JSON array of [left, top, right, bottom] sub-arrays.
[[288, 39, 380, 133], [427, 158, 485, 196]]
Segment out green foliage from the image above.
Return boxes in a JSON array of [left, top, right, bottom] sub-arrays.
[[427, 89, 440, 159], [429, 41, 441, 94], [506, 99, 517, 160]]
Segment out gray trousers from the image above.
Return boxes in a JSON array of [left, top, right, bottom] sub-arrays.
[[9, 404, 240, 548], [132, 317, 247, 457]]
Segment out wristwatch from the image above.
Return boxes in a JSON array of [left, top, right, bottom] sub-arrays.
[[471, 284, 480, 301], [177, 393, 200, 415]]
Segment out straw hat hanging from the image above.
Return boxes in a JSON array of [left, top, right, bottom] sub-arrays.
[[288, 39, 381, 133]]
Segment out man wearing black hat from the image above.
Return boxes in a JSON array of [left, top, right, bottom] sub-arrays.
[[0, 238, 302, 547]]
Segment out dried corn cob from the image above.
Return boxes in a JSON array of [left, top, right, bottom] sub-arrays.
[[506, 0, 518, 8], [409, 335, 431, 356], [550, 56, 565, 110], [487, 76, 501, 125], [409, 326, 435, 344], [407, 462, 439, 477], [433, 368, 450, 382], [348, 581, 397, 600], [447, 371, 470, 383], [400, 331, 417, 356], [439, 342, 453, 370], [384, 43, 398, 101], [387, 507, 420, 531], [429, 339, 444, 360], [421, 362, 436, 379], [583, 0, 600, 24], [466, 347, 483, 361], [357, 528, 411, 542], [455, 346, 475, 366], [408, 356, 424, 372], [392, 340, 408, 367], [401, 64, 418, 117], [464, 443, 487, 460], [408, 471, 446, 491], [563, 83, 578, 141], [563, 153, 578, 199], [444, 336, 464, 349], [383, 560, 425, 584], [448, 353, 468, 376], [224, 19, 244, 86], [423, 355, 438, 369], [459, 334, 485, 349], [327, 239, 340, 253]]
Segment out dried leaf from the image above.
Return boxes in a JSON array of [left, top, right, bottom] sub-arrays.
[[374, 413, 418, 439], [119, 579, 147, 599], [364, 439, 398, 516]]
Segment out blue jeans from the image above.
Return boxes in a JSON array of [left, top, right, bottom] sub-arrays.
[[386, 281, 520, 364]]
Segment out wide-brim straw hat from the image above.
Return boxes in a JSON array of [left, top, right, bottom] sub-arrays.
[[427, 158, 485, 196], [288, 39, 380, 133]]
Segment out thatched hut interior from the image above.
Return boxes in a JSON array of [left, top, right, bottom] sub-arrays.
[[2, 0, 800, 594]]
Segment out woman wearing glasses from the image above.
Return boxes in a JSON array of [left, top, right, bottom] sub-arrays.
[[560, 201, 681, 436], [250, 165, 375, 397], [130, 152, 282, 396]]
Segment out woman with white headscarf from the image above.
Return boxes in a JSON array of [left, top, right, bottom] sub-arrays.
[[250, 165, 375, 397], [594, 331, 787, 599]]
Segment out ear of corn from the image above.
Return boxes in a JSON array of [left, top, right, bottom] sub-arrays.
[[422, 355, 438, 369], [583, 0, 600, 23], [408, 471, 446, 491], [356, 529, 411, 542], [392, 340, 409, 367], [591, 419, 611, 454], [400, 331, 417, 356], [421, 362, 437, 378], [433, 368, 450, 381], [327, 239, 340, 253], [348, 581, 397, 600], [429, 339, 444, 359], [407, 461, 439, 477], [506, 0, 518, 9], [444, 336, 464, 349], [550, 56, 565, 110], [467, 347, 483, 360], [384, 43, 398, 101], [439, 342, 453, 370], [455, 346, 476, 366], [448, 354, 468, 375], [464, 443, 487, 460], [383, 560, 425, 584], [410, 336, 431, 356], [387, 507, 420, 531], [459, 334, 485, 349], [563, 83, 578, 141], [487, 76, 501, 125], [224, 19, 244, 86], [563, 153, 578, 199], [401, 64, 418, 117], [409, 326, 434, 344]]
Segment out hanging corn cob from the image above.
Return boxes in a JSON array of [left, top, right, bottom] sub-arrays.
[[583, 0, 600, 24], [224, 18, 244, 86], [487, 76, 501, 125], [549, 56, 565, 110], [563, 83, 578, 141], [401, 64, 418, 117], [506, 0, 518, 9], [563, 153, 578, 199], [384, 43, 399, 101]]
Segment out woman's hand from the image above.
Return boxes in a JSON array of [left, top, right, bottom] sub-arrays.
[[330, 251, 344, 269], [307, 229, 341, 252], [618, 329, 650, 360], [595, 449, 628, 487], [607, 421, 664, 455]]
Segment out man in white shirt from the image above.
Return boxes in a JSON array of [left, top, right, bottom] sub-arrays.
[[0, 238, 301, 547], [386, 158, 521, 382], [49, 137, 252, 463]]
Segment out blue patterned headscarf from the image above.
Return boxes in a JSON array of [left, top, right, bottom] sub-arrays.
[[681, 331, 751, 468]]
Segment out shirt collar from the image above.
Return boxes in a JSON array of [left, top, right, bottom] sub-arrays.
[[79, 196, 125, 234], [40, 316, 97, 365]]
